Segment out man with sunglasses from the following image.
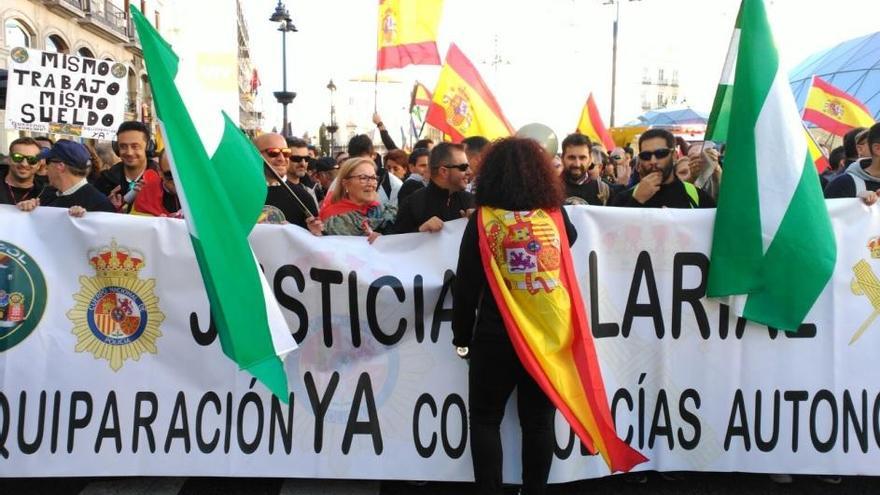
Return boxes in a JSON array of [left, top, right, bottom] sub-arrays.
[[253, 133, 321, 233], [612, 129, 715, 208], [561, 133, 611, 206], [393, 143, 474, 234], [1, 137, 44, 205]]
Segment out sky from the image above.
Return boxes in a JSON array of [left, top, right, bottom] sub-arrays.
[[242, 0, 877, 145]]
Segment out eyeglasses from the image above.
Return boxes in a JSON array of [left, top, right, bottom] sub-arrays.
[[261, 147, 292, 158], [638, 148, 673, 161], [10, 152, 40, 165], [163, 171, 174, 180], [290, 155, 309, 163], [611, 154, 623, 160], [443, 163, 470, 172], [346, 174, 379, 183]]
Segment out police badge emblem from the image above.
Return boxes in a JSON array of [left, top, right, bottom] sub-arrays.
[[0, 241, 47, 351], [67, 240, 164, 370]]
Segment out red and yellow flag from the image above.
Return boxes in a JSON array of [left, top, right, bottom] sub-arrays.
[[802, 76, 874, 136], [477, 207, 648, 473], [804, 125, 830, 173], [376, 0, 443, 70], [411, 81, 433, 109], [576, 93, 615, 151], [425, 44, 514, 142]]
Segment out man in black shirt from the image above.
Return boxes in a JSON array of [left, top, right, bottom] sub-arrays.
[[561, 133, 611, 206], [393, 143, 474, 234], [1, 137, 44, 205], [94, 121, 157, 211], [16, 140, 115, 216], [253, 133, 322, 235], [612, 129, 715, 208], [398, 147, 431, 202]]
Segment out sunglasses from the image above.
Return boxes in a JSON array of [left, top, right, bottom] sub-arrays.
[[443, 163, 470, 172], [638, 148, 673, 161], [290, 155, 309, 163], [262, 147, 292, 158], [163, 171, 174, 180], [10, 152, 41, 165]]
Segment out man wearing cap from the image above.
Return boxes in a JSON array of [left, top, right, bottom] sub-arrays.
[[312, 156, 339, 203], [16, 139, 115, 216], [1, 137, 44, 205]]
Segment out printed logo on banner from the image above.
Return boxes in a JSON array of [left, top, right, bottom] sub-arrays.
[[67, 240, 164, 370], [0, 241, 47, 352], [849, 236, 880, 345]]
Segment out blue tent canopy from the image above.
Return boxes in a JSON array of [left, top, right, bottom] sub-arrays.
[[629, 108, 708, 127], [790, 31, 880, 120]]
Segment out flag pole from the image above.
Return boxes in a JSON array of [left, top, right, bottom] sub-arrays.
[[373, 71, 379, 113]]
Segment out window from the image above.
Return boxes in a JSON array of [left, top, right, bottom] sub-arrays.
[[5, 19, 31, 47], [78, 47, 95, 58], [45, 34, 69, 53]]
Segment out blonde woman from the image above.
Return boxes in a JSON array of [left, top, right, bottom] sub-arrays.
[[320, 157, 397, 242]]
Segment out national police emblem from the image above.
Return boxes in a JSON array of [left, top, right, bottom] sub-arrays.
[[0, 241, 47, 351], [67, 240, 164, 370]]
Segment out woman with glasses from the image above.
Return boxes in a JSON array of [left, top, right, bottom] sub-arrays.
[[320, 157, 397, 243]]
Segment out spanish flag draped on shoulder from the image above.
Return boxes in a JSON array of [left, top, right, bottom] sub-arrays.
[[477, 207, 647, 473], [706, 0, 836, 332], [802, 76, 875, 136], [576, 93, 615, 151], [376, 0, 443, 70], [130, 7, 296, 400], [425, 44, 514, 142]]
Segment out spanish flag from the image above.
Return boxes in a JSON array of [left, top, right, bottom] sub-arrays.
[[376, 0, 443, 70], [802, 76, 874, 136], [425, 44, 514, 142], [478, 207, 648, 473], [804, 125, 830, 173], [576, 93, 615, 151], [411, 81, 433, 108]]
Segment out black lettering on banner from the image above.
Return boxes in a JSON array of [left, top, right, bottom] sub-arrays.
[[305, 371, 339, 453], [367, 275, 407, 346], [66, 55, 80, 72], [73, 77, 88, 93], [98, 61, 110, 76], [843, 390, 868, 453], [274, 265, 308, 344], [61, 74, 71, 90], [610, 388, 634, 444], [107, 82, 120, 95], [0, 393, 8, 458], [88, 111, 99, 126], [717, 304, 748, 340], [310, 268, 343, 347], [342, 373, 382, 455], [671, 253, 710, 339], [21, 103, 35, 124], [810, 389, 837, 453], [41, 52, 59, 68], [348, 271, 361, 347], [95, 391, 122, 453], [190, 310, 217, 346], [102, 114, 114, 127], [554, 425, 575, 460], [413, 275, 426, 343], [43, 74, 54, 89], [17, 391, 46, 455], [783, 323, 818, 339], [785, 390, 808, 452], [637, 373, 646, 448], [441, 394, 467, 459], [648, 390, 673, 449], [237, 384, 264, 455], [195, 392, 221, 453], [132, 391, 158, 453], [96, 98, 109, 110], [622, 252, 664, 338], [724, 389, 750, 451], [589, 251, 619, 338], [50, 391, 61, 453], [754, 390, 780, 452], [413, 394, 438, 458], [165, 392, 191, 453], [13, 68, 30, 85], [678, 389, 701, 450], [431, 270, 456, 343], [873, 393, 880, 451], [83, 58, 96, 74], [39, 91, 55, 106], [269, 394, 295, 454], [67, 391, 93, 453], [224, 393, 233, 453]]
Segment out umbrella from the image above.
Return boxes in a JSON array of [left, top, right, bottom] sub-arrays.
[[630, 108, 708, 127]]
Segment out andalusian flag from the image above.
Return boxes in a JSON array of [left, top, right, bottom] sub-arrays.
[[478, 207, 647, 473], [705, 6, 741, 142], [131, 7, 296, 399], [376, 0, 443, 70], [410, 81, 432, 138], [707, 0, 836, 332], [804, 125, 830, 173], [425, 44, 514, 142], [576, 93, 615, 151], [802, 76, 875, 136]]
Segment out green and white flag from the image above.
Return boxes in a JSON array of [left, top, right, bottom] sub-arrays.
[[704, 6, 741, 143], [130, 7, 296, 398], [707, 0, 836, 331]]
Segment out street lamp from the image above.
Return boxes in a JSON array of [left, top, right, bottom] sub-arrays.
[[604, 0, 641, 128], [326, 79, 338, 154], [269, 0, 297, 138]]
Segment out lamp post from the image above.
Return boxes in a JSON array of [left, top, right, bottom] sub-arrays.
[[604, 0, 641, 128], [270, 1, 297, 138], [326, 79, 338, 155]]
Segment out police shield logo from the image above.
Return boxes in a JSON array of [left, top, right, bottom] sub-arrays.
[[0, 242, 47, 351]]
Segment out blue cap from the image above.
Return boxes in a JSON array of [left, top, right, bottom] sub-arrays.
[[38, 139, 91, 170]]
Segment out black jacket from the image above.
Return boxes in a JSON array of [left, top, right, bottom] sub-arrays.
[[611, 178, 715, 208], [265, 180, 319, 229], [392, 181, 474, 234], [38, 183, 116, 212], [93, 161, 156, 196]]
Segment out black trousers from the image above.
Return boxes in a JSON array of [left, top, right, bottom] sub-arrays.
[[468, 330, 556, 495]]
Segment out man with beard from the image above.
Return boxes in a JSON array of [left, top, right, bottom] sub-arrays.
[[1, 138, 44, 205], [253, 133, 322, 234], [561, 133, 611, 206], [612, 129, 714, 208], [94, 121, 160, 212]]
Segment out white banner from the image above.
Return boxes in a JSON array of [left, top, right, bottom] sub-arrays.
[[4, 48, 128, 139], [1, 201, 879, 480]]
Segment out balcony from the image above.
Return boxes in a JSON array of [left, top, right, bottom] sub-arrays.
[[42, 0, 86, 18], [78, 0, 129, 43]]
